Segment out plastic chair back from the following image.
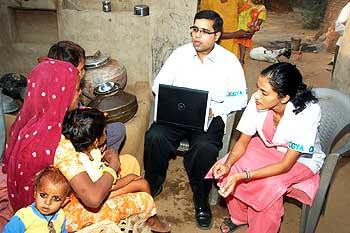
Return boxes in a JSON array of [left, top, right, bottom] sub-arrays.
[[315, 88, 350, 155], [300, 88, 350, 233]]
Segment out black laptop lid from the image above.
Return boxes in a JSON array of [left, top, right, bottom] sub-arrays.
[[155, 84, 209, 131]]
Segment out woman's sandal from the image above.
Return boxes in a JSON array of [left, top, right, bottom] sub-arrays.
[[220, 217, 238, 233]]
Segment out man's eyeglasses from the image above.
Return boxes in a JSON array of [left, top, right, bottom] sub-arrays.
[[190, 26, 217, 36]]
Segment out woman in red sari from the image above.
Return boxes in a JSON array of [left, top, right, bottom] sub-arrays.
[[2, 58, 81, 211]]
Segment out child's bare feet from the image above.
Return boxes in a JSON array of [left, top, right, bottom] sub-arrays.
[[146, 215, 171, 232]]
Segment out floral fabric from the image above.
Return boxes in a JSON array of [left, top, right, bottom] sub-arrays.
[[237, 1, 267, 31], [63, 193, 155, 232], [236, 0, 267, 48]]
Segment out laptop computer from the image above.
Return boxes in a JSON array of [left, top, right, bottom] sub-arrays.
[[154, 84, 210, 132]]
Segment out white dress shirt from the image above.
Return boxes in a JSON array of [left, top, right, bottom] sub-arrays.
[[237, 93, 325, 173], [152, 43, 248, 128], [335, 2, 350, 46]]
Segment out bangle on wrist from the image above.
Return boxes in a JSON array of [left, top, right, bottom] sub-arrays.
[[243, 169, 251, 180], [103, 166, 117, 184]]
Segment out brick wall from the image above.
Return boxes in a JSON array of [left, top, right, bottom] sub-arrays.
[[323, 0, 349, 52], [324, 0, 349, 27]]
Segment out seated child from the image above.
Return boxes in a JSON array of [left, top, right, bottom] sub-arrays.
[[62, 108, 151, 197], [4, 166, 71, 233], [236, 0, 267, 64]]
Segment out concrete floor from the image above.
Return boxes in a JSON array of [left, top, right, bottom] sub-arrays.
[[154, 12, 350, 233]]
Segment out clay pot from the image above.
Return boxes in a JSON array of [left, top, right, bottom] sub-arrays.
[[82, 56, 127, 100]]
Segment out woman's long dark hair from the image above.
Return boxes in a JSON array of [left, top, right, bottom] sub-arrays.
[[261, 62, 318, 114], [62, 108, 106, 152], [48, 41, 86, 67]]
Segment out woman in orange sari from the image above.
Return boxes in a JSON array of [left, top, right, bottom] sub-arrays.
[[54, 108, 170, 232]]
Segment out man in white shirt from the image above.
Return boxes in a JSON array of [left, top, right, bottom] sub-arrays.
[[333, 1, 350, 75], [144, 10, 247, 229]]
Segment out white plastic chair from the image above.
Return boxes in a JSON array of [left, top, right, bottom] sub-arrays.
[[298, 88, 350, 233]]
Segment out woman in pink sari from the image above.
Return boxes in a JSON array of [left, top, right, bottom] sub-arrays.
[[2, 59, 81, 211], [209, 62, 325, 233]]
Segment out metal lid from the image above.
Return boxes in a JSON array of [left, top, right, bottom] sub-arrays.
[[85, 50, 111, 69], [93, 81, 120, 95]]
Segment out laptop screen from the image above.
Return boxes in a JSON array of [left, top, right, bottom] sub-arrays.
[[154, 84, 210, 131]]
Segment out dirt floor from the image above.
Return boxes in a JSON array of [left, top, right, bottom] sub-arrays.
[[154, 12, 350, 233]]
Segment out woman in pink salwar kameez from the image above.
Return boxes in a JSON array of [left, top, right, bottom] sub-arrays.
[[208, 62, 325, 233]]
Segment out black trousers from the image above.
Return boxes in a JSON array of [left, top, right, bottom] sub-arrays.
[[144, 116, 225, 202]]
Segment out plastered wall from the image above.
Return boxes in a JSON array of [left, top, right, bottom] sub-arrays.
[[0, 0, 197, 84]]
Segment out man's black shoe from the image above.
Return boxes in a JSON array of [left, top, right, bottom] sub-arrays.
[[194, 198, 212, 229]]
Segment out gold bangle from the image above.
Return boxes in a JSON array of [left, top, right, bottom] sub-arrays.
[[103, 166, 117, 184]]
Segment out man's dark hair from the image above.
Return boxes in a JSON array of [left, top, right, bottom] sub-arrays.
[[48, 41, 86, 67], [194, 10, 223, 33]]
